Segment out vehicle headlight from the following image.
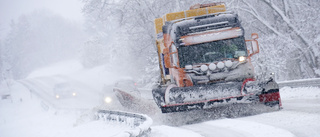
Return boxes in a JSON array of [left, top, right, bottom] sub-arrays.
[[104, 97, 112, 104], [239, 56, 246, 62], [72, 92, 76, 96], [55, 95, 60, 99]]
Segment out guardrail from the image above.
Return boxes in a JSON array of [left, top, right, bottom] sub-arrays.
[[96, 109, 152, 137], [278, 78, 320, 88]]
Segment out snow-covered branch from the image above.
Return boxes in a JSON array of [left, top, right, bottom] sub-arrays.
[[262, 0, 317, 68]]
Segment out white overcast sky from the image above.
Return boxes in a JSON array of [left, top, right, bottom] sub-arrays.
[[0, 0, 84, 38]]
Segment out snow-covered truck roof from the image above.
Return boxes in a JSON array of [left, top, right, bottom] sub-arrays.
[[154, 3, 226, 40]]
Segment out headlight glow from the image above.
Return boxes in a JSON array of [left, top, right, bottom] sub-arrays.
[[104, 97, 112, 104], [72, 92, 76, 96], [239, 56, 246, 62], [55, 95, 60, 99]]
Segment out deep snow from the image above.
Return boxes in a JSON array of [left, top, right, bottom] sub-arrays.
[[1, 60, 320, 137]]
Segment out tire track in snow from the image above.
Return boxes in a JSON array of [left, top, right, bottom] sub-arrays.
[[182, 119, 295, 137]]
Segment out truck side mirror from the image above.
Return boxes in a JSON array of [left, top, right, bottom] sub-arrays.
[[247, 33, 259, 57], [251, 33, 259, 55], [251, 40, 259, 54], [251, 33, 258, 39]]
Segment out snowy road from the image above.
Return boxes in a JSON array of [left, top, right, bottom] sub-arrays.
[[179, 99, 319, 137], [2, 79, 320, 137], [18, 76, 104, 110], [1, 61, 320, 137], [1, 77, 320, 137]]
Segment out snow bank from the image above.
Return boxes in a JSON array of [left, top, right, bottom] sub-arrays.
[[315, 34, 320, 43], [151, 125, 203, 137], [0, 82, 135, 137], [66, 121, 132, 137], [0, 80, 11, 98], [68, 64, 120, 91], [26, 59, 128, 92], [182, 118, 295, 137], [0, 82, 76, 137], [280, 87, 320, 100], [27, 60, 83, 78]]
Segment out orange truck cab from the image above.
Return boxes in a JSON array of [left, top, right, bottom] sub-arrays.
[[152, 3, 281, 113]]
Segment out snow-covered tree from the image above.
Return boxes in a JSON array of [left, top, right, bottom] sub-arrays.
[[229, 0, 320, 80], [81, 0, 320, 84], [2, 10, 85, 79]]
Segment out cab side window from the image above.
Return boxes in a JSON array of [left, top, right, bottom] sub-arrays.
[[170, 44, 178, 67]]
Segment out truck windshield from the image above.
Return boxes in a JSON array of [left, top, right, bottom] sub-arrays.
[[178, 36, 247, 68]]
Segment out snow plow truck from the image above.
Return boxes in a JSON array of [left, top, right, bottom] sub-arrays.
[[152, 2, 282, 113]]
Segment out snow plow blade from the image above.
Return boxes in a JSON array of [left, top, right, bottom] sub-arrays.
[[152, 79, 281, 113], [113, 87, 159, 114]]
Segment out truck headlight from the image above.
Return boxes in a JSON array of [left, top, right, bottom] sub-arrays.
[[239, 56, 246, 62], [55, 95, 60, 99], [72, 92, 76, 96], [104, 97, 112, 104]]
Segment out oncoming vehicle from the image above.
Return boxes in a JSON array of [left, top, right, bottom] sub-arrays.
[[53, 83, 77, 99]]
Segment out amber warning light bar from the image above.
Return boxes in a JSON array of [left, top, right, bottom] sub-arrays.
[[180, 27, 243, 46]]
